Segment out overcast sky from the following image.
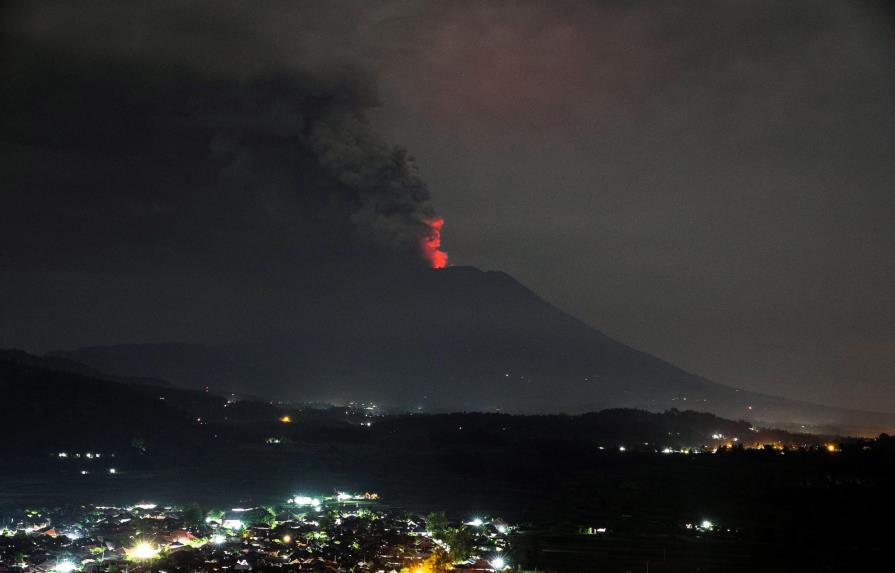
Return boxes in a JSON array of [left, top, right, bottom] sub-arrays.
[[2, 1, 894, 411]]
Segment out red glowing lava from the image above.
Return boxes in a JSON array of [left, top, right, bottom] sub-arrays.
[[422, 217, 448, 269]]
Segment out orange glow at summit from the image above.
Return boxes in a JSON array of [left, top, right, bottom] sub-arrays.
[[422, 218, 448, 269]]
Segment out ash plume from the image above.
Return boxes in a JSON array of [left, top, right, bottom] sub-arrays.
[[0, 1, 445, 275]]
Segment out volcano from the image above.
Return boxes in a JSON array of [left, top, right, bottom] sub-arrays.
[[51, 266, 895, 434]]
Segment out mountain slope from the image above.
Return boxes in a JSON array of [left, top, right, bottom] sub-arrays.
[[51, 266, 895, 433]]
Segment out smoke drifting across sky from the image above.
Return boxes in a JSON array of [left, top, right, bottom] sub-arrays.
[[1, 1, 443, 277]]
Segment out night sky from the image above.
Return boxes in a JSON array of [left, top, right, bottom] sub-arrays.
[[2, 1, 894, 411]]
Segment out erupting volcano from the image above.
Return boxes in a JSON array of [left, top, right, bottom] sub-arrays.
[[422, 217, 449, 269]]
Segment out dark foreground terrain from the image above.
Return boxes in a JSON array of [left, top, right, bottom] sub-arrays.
[[4, 351, 895, 572]]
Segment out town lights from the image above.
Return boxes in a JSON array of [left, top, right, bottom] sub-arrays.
[[467, 518, 484, 527], [128, 542, 159, 560], [211, 534, 226, 544], [222, 519, 243, 530], [54, 561, 78, 573], [490, 557, 507, 570], [700, 520, 714, 530]]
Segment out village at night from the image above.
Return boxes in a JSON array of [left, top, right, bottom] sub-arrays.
[[1, 494, 512, 573]]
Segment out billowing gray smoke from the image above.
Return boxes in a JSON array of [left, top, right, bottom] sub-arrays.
[[0, 1, 441, 275], [308, 96, 438, 261]]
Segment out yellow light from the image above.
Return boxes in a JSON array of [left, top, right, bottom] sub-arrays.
[[282, 535, 291, 543], [279, 416, 292, 423], [128, 542, 159, 560], [826, 443, 838, 453]]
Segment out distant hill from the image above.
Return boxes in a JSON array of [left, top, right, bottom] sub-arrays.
[[370, 409, 812, 451], [0, 348, 172, 387], [0, 352, 207, 455], [47, 343, 247, 393], [0, 350, 284, 457], [50, 266, 895, 434]]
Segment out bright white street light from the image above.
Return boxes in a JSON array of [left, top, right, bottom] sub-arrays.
[[128, 542, 159, 560]]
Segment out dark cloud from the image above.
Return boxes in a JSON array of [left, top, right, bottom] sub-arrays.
[[373, 0, 671, 137], [0, 1, 441, 279]]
